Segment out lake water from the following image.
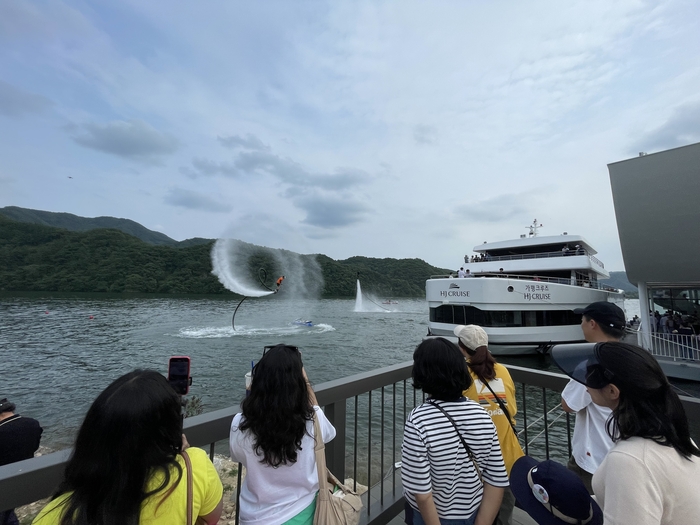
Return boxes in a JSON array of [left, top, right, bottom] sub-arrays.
[[6, 293, 696, 459]]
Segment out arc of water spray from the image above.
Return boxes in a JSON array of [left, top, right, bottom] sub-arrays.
[[232, 267, 281, 330]]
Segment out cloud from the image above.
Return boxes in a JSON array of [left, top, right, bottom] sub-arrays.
[[234, 151, 370, 190], [191, 157, 240, 177], [71, 120, 179, 163], [636, 101, 700, 153], [0, 80, 53, 118], [218, 133, 270, 151], [164, 187, 232, 212], [414, 124, 437, 145], [454, 192, 544, 223], [295, 195, 369, 228]]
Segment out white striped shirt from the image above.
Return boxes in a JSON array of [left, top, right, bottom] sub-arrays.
[[401, 398, 509, 519]]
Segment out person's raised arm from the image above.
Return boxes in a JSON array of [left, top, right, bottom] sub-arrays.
[[302, 366, 318, 406]]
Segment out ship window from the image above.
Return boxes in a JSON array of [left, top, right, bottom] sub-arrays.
[[430, 306, 580, 327]]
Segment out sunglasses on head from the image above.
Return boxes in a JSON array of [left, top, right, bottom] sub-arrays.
[[262, 344, 301, 357]]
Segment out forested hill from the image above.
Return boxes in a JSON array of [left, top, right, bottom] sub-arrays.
[[0, 206, 211, 248], [0, 214, 450, 297]]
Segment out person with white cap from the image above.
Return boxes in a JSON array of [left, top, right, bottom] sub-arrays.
[[453, 325, 524, 525], [560, 301, 624, 493]]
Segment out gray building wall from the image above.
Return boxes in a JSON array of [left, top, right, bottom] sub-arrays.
[[608, 142, 700, 286]]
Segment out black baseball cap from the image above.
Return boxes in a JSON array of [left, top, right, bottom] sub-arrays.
[[551, 343, 614, 389], [574, 301, 625, 330]]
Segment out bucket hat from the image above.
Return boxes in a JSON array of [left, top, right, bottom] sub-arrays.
[[511, 456, 603, 525]]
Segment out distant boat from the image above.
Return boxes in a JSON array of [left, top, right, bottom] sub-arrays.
[[382, 300, 398, 305], [292, 319, 314, 327]]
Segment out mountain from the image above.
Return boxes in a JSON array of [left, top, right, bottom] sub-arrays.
[[0, 206, 211, 248], [0, 213, 450, 296], [601, 271, 637, 296]]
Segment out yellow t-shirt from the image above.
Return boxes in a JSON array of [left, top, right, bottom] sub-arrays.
[[463, 363, 524, 475], [33, 447, 223, 524]]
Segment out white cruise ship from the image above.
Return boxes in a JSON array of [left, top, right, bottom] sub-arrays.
[[426, 221, 625, 355]]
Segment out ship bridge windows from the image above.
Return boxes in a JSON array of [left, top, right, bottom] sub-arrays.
[[430, 305, 581, 327]]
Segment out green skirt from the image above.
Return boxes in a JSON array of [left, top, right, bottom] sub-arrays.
[[282, 493, 318, 525]]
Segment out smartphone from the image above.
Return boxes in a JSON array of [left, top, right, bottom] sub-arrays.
[[168, 356, 191, 395]]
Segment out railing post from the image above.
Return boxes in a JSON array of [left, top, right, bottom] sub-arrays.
[[323, 400, 347, 481]]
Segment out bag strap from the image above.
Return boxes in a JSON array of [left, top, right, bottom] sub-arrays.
[[428, 400, 483, 483], [479, 379, 518, 435], [312, 411, 330, 495], [181, 449, 193, 525]]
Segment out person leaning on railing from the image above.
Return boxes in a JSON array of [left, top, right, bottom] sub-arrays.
[[401, 338, 509, 525], [32, 370, 223, 525], [229, 344, 336, 525]]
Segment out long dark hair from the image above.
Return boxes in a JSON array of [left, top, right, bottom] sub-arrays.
[[460, 343, 497, 383], [48, 370, 183, 525], [412, 338, 472, 400], [240, 344, 314, 467], [599, 342, 700, 459]]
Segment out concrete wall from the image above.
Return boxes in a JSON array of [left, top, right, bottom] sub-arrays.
[[608, 142, 700, 286]]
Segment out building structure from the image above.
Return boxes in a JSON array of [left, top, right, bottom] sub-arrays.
[[608, 142, 700, 379]]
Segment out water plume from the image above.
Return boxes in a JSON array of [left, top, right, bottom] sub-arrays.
[[211, 238, 323, 299]]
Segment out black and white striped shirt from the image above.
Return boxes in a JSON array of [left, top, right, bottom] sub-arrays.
[[401, 398, 509, 519]]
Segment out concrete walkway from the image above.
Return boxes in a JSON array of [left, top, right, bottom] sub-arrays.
[[387, 507, 537, 524]]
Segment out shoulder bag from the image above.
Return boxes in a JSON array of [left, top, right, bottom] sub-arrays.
[[479, 379, 518, 436], [428, 400, 483, 483], [312, 412, 363, 525], [182, 449, 193, 525]]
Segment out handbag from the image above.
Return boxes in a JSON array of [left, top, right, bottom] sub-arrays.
[[428, 400, 483, 483], [312, 412, 363, 525], [182, 449, 193, 525]]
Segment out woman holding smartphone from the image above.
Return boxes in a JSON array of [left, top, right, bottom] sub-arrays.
[[33, 370, 223, 525], [553, 341, 700, 525], [230, 344, 336, 525]]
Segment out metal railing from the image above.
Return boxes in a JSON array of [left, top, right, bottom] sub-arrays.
[[3, 364, 699, 524], [630, 329, 700, 361], [465, 250, 604, 269]]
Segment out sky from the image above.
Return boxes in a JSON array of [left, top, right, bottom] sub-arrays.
[[1, 0, 699, 272]]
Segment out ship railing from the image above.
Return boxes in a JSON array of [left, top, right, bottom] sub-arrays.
[[465, 249, 602, 264], [430, 272, 620, 293], [4, 364, 699, 525], [629, 328, 700, 361]]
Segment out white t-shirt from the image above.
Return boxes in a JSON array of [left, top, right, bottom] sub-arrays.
[[592, 437, 700, 525], [561, 379, 614, 474], [229, 406, 336, 525]]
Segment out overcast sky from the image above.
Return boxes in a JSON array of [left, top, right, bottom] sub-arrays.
[[1, 0, 698, 271]]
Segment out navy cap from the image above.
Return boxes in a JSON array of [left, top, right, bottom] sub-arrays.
[[574, 301, 625, 330], [511, 456, 603, 525]]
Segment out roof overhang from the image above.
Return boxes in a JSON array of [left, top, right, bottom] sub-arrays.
[[608, 142, 700, 286]]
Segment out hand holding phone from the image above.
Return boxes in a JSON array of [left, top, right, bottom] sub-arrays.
[[168, 356, 191, 395]]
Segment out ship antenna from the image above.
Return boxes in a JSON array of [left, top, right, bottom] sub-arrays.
[[527, 219, 543, 237]]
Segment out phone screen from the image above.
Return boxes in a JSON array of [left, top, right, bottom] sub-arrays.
[[168, 356, 191, 395]]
